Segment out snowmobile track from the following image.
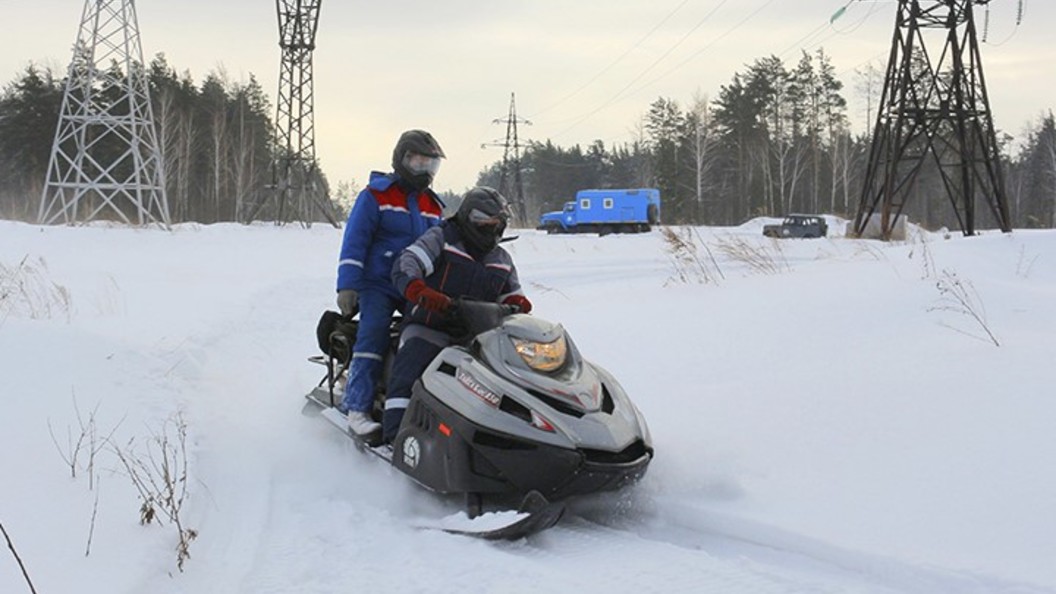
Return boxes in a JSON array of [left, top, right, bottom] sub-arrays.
[[558, 496, 1054, 594]]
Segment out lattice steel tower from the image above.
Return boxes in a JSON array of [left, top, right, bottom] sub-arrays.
[[483, 93, 531, 227], [40, 0, 169, 226], [853, 0, 1012, 239], [247, 0, 335, 226]]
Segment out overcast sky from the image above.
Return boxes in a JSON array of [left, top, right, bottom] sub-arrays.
[[3, 0, 1052, 195]]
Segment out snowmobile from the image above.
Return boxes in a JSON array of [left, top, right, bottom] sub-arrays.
[[304, 299, 653, 539]]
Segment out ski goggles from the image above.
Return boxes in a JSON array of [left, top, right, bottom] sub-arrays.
[[402, 151, 442, 177], [467, 208, 508, 227]]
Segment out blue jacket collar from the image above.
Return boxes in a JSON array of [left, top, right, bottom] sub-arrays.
[[367, 171, 397, 191]]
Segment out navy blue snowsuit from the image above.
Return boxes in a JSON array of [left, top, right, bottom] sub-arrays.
[[382, 221, 525, 442]]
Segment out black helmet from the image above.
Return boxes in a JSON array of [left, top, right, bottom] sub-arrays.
[[392, 129, 445, 190], [455, 186, 511, 254]]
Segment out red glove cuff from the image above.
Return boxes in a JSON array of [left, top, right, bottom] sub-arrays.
[[405, 279, 427, 303], [503, 294, 533, 314], [406, 279, 452, 313]]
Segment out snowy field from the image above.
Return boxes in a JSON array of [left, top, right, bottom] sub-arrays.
[[1, 218, 1054, 593]]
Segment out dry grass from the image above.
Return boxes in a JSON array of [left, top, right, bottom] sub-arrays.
[[714, 234, 790, 276], [928, 269, 1000, 347], [0, 255, 72, 325], [907, 228, 938, 280], [53, 401, 199, 571], [111, 410, 197, 571], [48, 393, 123, 490], [660, 226, 725, 285]]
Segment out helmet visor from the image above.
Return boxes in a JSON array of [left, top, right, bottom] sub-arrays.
[[467, 207, 507, 240], [467, 208, 506, 227], [402, 151, 442, 177]]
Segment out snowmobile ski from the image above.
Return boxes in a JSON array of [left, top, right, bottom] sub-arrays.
[[310, 398, 565, 539], [418, 490, 565, 541]]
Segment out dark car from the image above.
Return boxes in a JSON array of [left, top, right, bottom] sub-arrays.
[[762, 215, 828, 239]]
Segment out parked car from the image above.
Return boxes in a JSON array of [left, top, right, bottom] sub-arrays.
[[762, 214, 828, 239]]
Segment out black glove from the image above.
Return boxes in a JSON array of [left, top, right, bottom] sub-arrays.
[[337, 289, 358, 316]]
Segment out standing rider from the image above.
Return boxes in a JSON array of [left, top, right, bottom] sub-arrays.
[[383, 186, 532, 443], [336, 129, 445, 438]]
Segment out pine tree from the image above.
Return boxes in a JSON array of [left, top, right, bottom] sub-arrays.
[[645, 97, 686, 220], [0, 66, 63, 219]]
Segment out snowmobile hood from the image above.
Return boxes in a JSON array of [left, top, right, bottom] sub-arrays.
[[474, 314, 601, 414]]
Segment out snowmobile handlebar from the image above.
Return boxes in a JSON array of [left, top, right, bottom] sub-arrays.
[[444, 298, 519, 341], [448, 297, 519, 317]]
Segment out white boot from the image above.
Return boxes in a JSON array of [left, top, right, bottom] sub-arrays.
[[347, 410, 381, 436]]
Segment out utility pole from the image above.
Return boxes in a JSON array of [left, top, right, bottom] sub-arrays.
[[852, 0, 1012, 239], [483, 93, 531, 227], [246, 0, 337, 226], [40, 0, 169, 227]]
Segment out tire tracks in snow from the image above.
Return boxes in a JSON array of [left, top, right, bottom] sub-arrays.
[[137, 274, 334, 592]]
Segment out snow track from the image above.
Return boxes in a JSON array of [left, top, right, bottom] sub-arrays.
[[157, 232, 1053, 594], [7, 223, 1054, 594], [566, 496, 1052, 594]]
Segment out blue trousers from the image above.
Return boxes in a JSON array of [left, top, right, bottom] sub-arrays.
[[382, 327, 449, 442], [341, 290, 400, 413]]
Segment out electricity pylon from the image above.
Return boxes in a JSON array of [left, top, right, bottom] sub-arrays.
[[246, 0, 337, 226], [40, 0, 169, 227], [852, 0, 1012, 239], [483, 93, 531, 227]]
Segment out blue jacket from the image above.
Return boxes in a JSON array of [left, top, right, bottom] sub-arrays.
[[337, 172, 444, 297]]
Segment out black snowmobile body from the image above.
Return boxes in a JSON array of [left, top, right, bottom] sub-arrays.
[[307, 300, 653, 511]]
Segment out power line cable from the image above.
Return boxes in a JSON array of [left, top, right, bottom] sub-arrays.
[[779, 0, 885, 61], [541, 0, 731, 131], [528, 0, 693, 119], [777, 22, 832, 60], [984, 0, 1026, 46], [639, 0, 780, 85], [597, 0, 781, 117], [548, 0, 794, 140], [540, 0, 853, 141], [796, 0, 885, 58], [830, 1, 883, 35], [775, 0, 867, 61]]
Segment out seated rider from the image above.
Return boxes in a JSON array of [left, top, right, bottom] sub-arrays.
[[335, 130, 445, 438], [382, 187, 533, 443]]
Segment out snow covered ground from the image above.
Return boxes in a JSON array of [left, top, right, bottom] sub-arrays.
[[2, 218, 1054, 593]]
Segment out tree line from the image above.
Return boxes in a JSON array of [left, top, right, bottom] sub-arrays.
[[2, 49, 1054, 229], [0, 54, 335, 224], [479, 50, 1056, 231]]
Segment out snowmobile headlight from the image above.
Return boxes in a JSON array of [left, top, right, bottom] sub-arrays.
[[511, 335, 567, 372]]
